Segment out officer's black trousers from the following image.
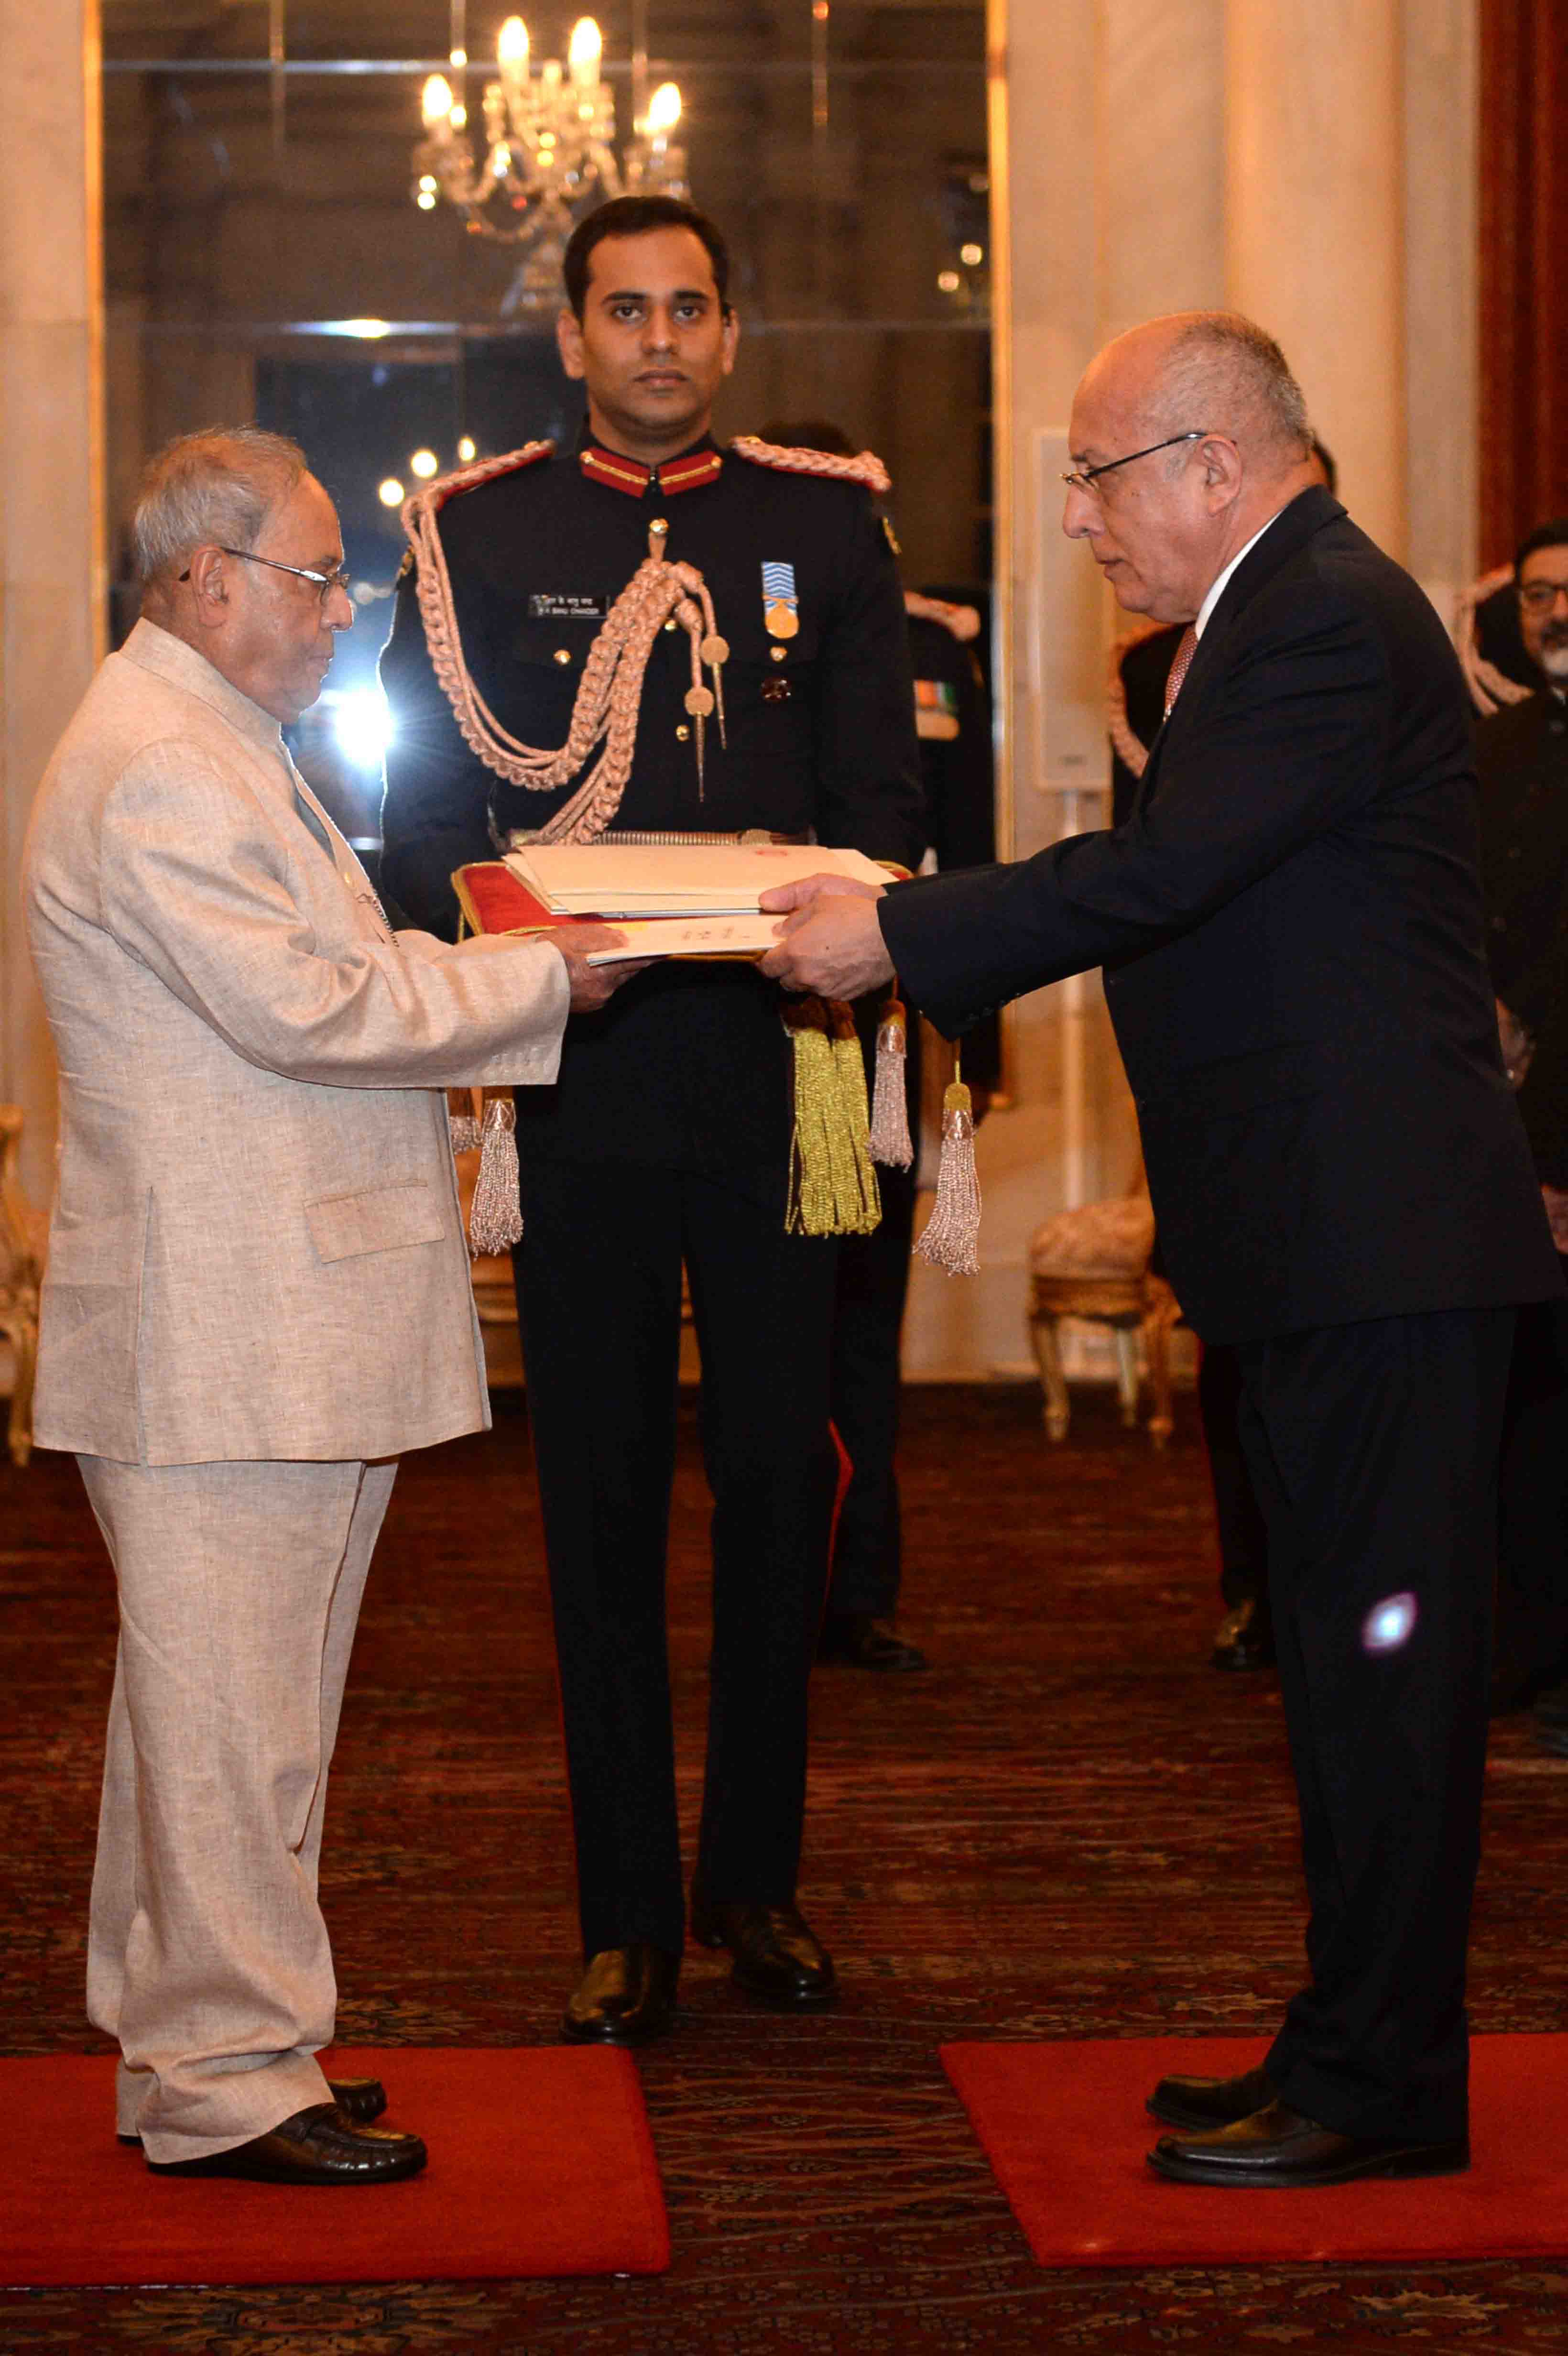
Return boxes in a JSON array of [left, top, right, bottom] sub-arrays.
[[826, 1013, 921, 1619], [1235, 1306, 1514, 2145], [1197, 1341, 1271, 1620], [515, 1158, 840, 1961]]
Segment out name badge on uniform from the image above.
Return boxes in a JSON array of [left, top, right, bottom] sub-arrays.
[[528, 592, 610, 621], [762, 561, 799, 640]]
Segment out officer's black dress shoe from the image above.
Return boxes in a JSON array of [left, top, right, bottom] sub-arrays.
[[1210, 1598, 1274, 1672], [689, 1895, 838, 2009], [1147, 2098, 1469, 2188], [120, 2074, 388, 2144], [562, 1943, 680, 2045], [1146, 2063, 1275, 2131], [817, 1613, 927, 1671], [147, 2102, 426, 2184]]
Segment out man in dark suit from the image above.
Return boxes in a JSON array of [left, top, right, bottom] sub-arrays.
[[761, 311, 1562, 2187]]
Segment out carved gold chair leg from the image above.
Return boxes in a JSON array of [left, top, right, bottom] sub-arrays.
[[1141, 1278, 1180, 1451], [1029, 1296, 1071, 1442], [1112, 1325, 1140, 1427], [5, 1313, 36, 1468]]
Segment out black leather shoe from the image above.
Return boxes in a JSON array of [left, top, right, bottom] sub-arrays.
[[817, 1613, 928, 1671], [1147, 2063, 1275, 2131], [1210, 1598, 1275, 1672], [1147, 2099, 1469, 2188], [327, 2075, 388, 2125], [562, 1943, 679, 2045], [119, 2074, 388, 2145], [147, 2102, 426, 2184], [689, 1894, 838, 2009]]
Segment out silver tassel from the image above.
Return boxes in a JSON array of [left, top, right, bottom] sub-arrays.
[[469, 1096, 523, 1255], [447, 1099, 482, 1154], [914, 1073, 981, 1276], [868, 998, 914, 1170]]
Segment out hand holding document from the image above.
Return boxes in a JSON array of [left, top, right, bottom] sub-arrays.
[[549, 921, 654, 1004], [756, 872, 894, 998], [497, 842, 894, 968]]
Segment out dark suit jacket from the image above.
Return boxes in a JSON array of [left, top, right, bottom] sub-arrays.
[[881, 487, 1561, 1342], [1475, 689, 1568, 1021]]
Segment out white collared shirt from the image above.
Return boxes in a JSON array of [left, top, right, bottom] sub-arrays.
[[1194, 508, 1289, 640]]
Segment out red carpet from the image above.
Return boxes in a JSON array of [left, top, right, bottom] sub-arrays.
[[0, 2046, 669, 2288], [943, 2034, 1568, 2269]]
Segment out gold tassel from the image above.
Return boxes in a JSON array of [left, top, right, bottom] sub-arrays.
[[783, 997, 882, 1237], [915, 1051, 981, 1275], [469, 1095, 523, 1255], [868, 994, 914, 1170]]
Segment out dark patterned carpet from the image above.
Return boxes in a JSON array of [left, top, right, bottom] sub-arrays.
[[3, 1383, 1567, 2353]]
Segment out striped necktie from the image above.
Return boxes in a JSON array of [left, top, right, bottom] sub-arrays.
[[1163, 623, 1199, 720]]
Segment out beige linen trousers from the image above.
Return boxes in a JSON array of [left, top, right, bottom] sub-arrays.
[[24, 620, 569, 2159]]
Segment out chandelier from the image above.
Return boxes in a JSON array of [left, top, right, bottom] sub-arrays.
[[414, 17, 687, 312]]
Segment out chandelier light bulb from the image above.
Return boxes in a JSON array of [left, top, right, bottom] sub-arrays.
[[409, 449, 439, 479], [646, 81, 682, 137], [497, 16, 529, 69], [457, 436, 477, 463], [450, 103, 468, 129], [568, 18, 602, 87], [378, 478, 405, 507], [449, 46, 467, 66], [421, 74, 454, 126]]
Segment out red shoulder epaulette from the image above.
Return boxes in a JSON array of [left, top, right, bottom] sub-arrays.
[[730, 435, 891, 497], [400, 440, 554, 534]]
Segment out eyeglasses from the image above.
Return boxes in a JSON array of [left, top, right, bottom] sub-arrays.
[[1061, 430, 1208, 497], [1517, 579, 1568, 614], [179, 546, 352, 604]]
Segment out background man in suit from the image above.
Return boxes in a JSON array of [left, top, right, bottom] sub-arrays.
[[23, 427, 632, 2186], [761, 313, 1562, 2188], [1476, 519, 1568, 1721]]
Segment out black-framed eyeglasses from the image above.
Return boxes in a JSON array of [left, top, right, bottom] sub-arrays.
[[1061, 429, 1208, 497], [179, 546, 352, 604], [1517, 579, 1568, 614]]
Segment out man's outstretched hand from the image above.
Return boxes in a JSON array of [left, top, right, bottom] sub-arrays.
[[758, 874, 895, 998], [550, 924, 654, 1012]]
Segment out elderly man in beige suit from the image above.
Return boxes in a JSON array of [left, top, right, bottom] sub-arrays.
[[23, 425, 636, 2186]]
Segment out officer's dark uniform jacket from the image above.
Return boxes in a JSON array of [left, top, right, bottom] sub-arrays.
[[378, 429, 926, 1194]]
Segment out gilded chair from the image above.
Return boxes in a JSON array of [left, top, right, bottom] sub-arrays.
[[1027, 1164, 1180, 1448]]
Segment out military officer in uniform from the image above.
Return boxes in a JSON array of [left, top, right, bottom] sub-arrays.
[[379, 195, 924, 2044]]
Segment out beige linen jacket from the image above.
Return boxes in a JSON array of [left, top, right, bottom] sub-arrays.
[[23, 620, 569, 1465]]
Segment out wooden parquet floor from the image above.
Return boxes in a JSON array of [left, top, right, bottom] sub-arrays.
[[3, 1384, 1567, 2353]]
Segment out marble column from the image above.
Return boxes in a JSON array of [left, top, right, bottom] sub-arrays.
[[0, 0, 103, 1203], [1226, 0, 1407, 558]]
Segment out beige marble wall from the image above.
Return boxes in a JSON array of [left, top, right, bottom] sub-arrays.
[[0, 0, 104, 1204], [1226, 0, 1407, 558]]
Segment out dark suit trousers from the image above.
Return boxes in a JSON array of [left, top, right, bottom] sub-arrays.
[[1235, 1307, 1514, 2144], [515, 1159, 840, 1960]]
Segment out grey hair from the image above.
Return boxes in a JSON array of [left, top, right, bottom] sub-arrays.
[[1153, 313, 1312, 462], [132, 425, 309, 586]]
